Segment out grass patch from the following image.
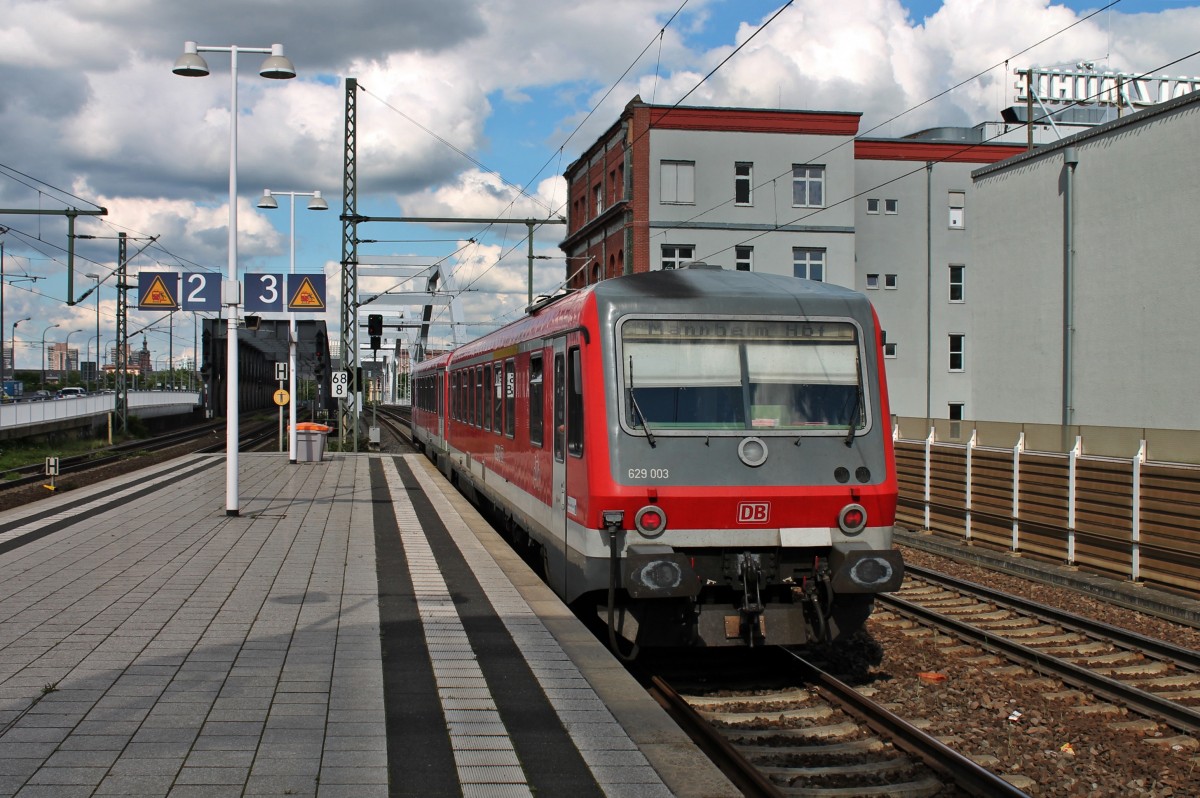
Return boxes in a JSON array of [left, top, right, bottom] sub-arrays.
[[0, 434, 142, 475]]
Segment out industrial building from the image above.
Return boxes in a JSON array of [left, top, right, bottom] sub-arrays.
[[561, 83, 1194, 429]]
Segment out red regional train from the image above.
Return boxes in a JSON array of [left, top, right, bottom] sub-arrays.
[[411, 263, 903, 651]]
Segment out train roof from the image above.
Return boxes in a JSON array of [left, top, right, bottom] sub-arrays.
[[591, 263, 869, 314], [415, 265, 875, 371]]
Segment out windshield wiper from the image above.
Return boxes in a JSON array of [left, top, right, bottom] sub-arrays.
[[845, 348, 863, 448], [627, 356, 656, 448]]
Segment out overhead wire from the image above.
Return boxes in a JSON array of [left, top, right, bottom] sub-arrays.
[[642, 0, 1127, 255]]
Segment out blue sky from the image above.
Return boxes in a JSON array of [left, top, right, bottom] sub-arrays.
[[1, 0, 1199, 369]]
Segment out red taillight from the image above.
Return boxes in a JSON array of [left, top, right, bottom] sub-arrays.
[[635, 505, 667, 536], [838, 504, 867, 535]]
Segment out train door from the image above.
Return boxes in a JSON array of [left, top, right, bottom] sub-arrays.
[[548, 338, 568, 595], [437, 368, 445, 444]]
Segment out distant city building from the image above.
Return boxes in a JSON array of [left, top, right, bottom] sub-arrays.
[[47, 343, 80, 373]]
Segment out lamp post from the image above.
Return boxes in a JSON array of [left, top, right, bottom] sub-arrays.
[[87, 334, 101, 393], [40, 323, 60, 389], [257, 188, 328, 463], [174, 40, 297, 516], [10, 316, 30, 387], [64, 329, 84, 388], [84, 273, 101, 393], [103, 339, 116, 391], [1, 229, 6, 386]]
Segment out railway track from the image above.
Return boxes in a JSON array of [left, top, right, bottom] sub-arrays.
[[0, 419, 277, 491], [880, 565, 1200, 736], [652, 650, 1027, 797]]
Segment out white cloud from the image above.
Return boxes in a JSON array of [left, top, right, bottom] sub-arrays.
[[2, 0, 1199, 352]]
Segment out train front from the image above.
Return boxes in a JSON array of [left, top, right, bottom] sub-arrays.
[[585, 266, 903, 648]]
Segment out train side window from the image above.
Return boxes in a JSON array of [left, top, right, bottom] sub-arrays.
[[554, 353, 565, 462], [469, 367, 476, 426], [530, 355, 544, 447], [567, 346, 583, 457], [504, 359, 515, 438], [476, 367, 484, 427], [493, 365, 503, 434], [450, 372, 458, 420], [484, 364, 494, 431]]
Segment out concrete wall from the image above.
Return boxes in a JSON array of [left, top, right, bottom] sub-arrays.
[[971, 94, 1200, 428]]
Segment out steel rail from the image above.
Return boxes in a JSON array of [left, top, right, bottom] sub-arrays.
[[647, 675, 784, 798], [778, 650, 1031, 797], [878, 592, 1200, 734], [903, 564, 1200, 671]]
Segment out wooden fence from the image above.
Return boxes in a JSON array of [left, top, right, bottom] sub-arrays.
[[895, 420, 1200, 597]]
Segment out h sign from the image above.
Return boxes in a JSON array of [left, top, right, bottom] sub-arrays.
[[737, 502, 770, 524]]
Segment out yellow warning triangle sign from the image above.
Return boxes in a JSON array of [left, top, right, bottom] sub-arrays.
[[140, 275, 177, 307], [289, 276, 325, 310]]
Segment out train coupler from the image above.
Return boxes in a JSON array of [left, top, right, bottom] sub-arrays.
[[734, 552, 766, 646]]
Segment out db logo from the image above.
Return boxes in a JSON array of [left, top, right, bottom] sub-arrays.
[[737, 502, 770, 523]]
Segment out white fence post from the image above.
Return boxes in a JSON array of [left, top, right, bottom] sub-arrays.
[[1132, 440, 1146, 583], [1012, 432, 1025, 552], [1067, 435, 1081, 565], [965, 428, 977, 542], [924, 427, 935, 531]]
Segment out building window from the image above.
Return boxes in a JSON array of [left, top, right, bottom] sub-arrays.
[[949, 191, 965, 229], [735, 162, 753, 205], [866, 274, 879, 289], [594, 183, 602, 218], [884, 199, 898, 214], [660, 160, 695, 204], [661, 244, 694, 270], [791, 165, 824, 208], [884, 274, 898, 289], [948, 402, 964, 421], [884, 342, 898, 358], [735, 246, 753, 272], [949, 334, 965, 372], [949, 264, 965, 302], [792, 247, 825, 282], [866, 198, 879, 214]]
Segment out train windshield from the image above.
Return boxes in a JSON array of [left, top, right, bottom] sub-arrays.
[[620, 318, 865, 434]]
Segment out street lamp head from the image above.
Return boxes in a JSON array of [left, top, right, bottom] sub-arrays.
[[257, 189, 279, 210], [173, 42, 210, 77], [258, 44, 296, 80], [85, 273, 99, 279], [307, 191, 329, 211]]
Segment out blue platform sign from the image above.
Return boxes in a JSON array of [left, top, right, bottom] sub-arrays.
[[181, 272, 221, 311], [137, 272, 179, 310], [287, 273, 327, 313], [244, 273, 284, 312]]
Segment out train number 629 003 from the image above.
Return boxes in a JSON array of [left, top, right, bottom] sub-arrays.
[[628, 467, 670, 480]]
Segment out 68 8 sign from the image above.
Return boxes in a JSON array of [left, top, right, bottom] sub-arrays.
[[331, 370, 349, 398]]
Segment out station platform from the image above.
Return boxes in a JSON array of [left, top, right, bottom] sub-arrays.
[[0, 452, 738, 798]]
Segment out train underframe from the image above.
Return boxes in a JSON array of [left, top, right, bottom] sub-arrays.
[[434, 450, 902, 651], [594, 543, 900, 649]]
